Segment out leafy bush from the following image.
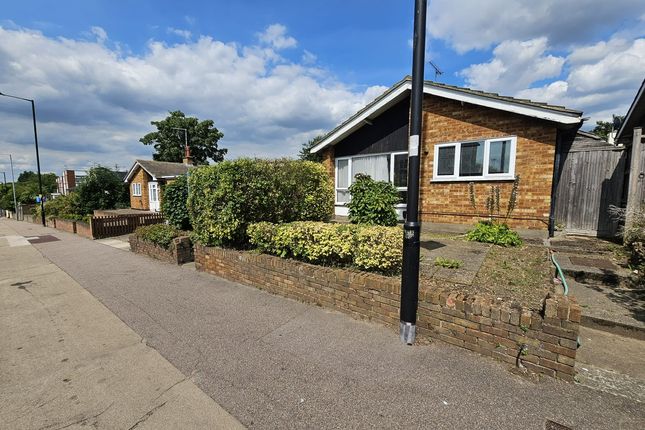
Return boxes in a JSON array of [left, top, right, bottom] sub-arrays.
[[623, 206, 645, 281], [434, 257, 463, 269], [347, 173, 400, 226], [188, 159, 333, 247], [36, 192, 85, 221], [162, 174, 191, 230], [248, 221, 402, 274], [134, 224, 182, 249], [466, 221, 522, 247], [75, 166, 130, 214]]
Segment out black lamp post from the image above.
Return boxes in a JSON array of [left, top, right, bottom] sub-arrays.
[[0, 92, 46, 226], [400, 0, 427, 345]]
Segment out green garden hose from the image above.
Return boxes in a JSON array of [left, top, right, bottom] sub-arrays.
[[550, 251, 581, 348], [550, 252, 569, 296]]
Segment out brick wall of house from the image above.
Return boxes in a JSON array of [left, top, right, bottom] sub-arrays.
[[419, 96, 557, 230], [196, 246, 580, 380], [129, 234, 193, 264], [129, 167, 150, 210], [321, 147, 335, 180]]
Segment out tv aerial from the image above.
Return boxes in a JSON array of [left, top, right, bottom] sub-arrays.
[[428, 60, 443, 81]]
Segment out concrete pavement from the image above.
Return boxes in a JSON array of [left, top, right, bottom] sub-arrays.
[[3, 218, 645, 429], [0, 221, 243, 429]]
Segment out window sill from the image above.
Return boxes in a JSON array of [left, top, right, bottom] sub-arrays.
[[431, 175, 515, 183]]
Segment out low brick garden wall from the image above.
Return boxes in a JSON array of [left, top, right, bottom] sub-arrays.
[[75, 221, 92, 239], [195, 245, 581, 381], [129, 234, 194, 265], [53, 218, 76, 233]]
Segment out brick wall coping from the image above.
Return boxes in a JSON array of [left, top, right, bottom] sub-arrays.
[[129, 234, 194, 265]]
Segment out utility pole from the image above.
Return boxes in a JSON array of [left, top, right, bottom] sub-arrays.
[[400, 0, 427, 345], [172, 127, 189, 157], [3, 154, 19, 218]]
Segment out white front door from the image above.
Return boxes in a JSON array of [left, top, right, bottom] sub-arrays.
[[148, 182, 160, 212]]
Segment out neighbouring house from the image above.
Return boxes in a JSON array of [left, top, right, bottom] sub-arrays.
[[311, 76, 584, 236], [56, 169, 87, 195], [615, 78, 645, 224], [124, 153, 192, 212]]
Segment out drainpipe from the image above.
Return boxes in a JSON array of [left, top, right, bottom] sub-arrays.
[[548, 130, 563, 237]]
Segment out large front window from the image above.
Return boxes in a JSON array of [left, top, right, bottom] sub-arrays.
[[433, 136, 517, 181], [335, 152, 407, 205]]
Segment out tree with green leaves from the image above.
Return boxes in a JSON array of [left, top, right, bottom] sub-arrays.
[[140, 110, 226, 165], [74, 166, 129, 214], [591, 114, 625, 141], [298, 135, 325, 162]]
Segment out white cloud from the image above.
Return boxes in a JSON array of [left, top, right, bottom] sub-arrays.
[[460, 38, 564, 93], [257, 24, 297, 50], [90, 26, 108, 44], [0, 25, 384, 174], [428, 0, 645, 53], [513, 37, 645, 126], [167, 27, 192, 40]]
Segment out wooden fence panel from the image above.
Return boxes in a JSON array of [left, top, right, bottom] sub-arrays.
[[554, 147, 626, 237], [90, 213, 165, 239]]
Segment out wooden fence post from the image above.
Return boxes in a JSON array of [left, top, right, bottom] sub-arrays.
[[625, 127, 644, 233]]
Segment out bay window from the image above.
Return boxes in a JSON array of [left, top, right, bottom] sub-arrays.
[[433, 136, 516, 181], [335, 152, 408, 205]]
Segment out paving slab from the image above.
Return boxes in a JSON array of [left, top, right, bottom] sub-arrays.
[[420, 238, 490, 285], [0, 221, 243, 430], [4, 219, 644, 429], [576, 327, 645, 402]]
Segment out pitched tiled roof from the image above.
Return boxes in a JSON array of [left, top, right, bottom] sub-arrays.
[[125, 159, 190, 182], [311, 76, 583, 153]]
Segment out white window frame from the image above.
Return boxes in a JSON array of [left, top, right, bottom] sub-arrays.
[[432, 136, 517, 182], [132, 182, 142, 196], [335, 151, 408, 207]]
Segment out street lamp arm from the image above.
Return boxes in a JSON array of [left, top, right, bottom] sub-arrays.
[[0, 92, 45, 226], [0, 92, 34, 103]]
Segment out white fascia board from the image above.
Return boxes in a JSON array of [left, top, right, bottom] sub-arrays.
[[616, 79, 645, 142], [124, 162, 141, 183], [310, 83, 412, 153], [311, 81, 581, 154], [124, 162, 157, 182], [424, 84, 581, 125]]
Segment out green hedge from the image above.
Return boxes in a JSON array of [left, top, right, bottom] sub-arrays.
[[188, 159, 333, 247], [36, 192, 87, 221], [134, 224, 182, 249], [162, 174, 190, 230], [248, 221, 402, 275]]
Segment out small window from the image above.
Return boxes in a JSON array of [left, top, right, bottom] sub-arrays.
[[459, 141, 483, 176], [433, 136, 516, 181], [132, 183, 142, 196], [336, 159, 349, 203], [437, 146, 455, 176], [488, 139, 511, 174]]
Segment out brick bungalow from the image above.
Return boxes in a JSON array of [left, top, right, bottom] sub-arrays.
[[311, 76, 584, 236], [124, 159, 190, 212]]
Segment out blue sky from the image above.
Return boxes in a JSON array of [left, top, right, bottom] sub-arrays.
[[1, 0, 644, 175]]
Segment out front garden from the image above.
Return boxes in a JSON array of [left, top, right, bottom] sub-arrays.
[[126, 157, 583, 380]]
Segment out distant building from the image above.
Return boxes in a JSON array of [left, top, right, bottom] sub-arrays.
[[56, 170, 87, 195]]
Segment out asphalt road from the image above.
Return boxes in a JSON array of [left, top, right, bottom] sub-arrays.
[[7, 219, 644, 430]]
